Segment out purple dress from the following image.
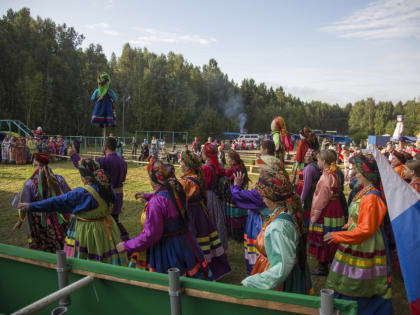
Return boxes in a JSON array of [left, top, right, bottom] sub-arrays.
[[124, 189, 210, 279], [230, 186, 271, 275], [180, 175, 231, 280], [15, 172, 71, 253]]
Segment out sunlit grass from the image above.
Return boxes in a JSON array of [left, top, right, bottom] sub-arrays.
[[0, 161, 409, 314]]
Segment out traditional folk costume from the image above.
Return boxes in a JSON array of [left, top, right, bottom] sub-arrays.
[[9, 138, 16, 164], [96, 151, 128, 240], [14, 138, 26, 165], [410, 178, 420, 194], [202, 143, 228, 250], [242, 174, 312, 294], [13, 154, 70, 252], [308, 162, 345, 275], [27, 138, 37, 162], [327, 155, 393, 315], [392, 150, 407, 180], [91, 72, 117, 127], [125, 159, 210, 279], [24, 159, 125, 265], [292, 128, 318, 185], [231, 155, 287, 274], [224, 164, 248, 242], [300, 150, 321, 225], [179, 151, 231, 280], [270, 116, 289, 161], [1, 137, 10, 163]]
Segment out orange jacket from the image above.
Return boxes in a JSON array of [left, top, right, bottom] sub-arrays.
[[394, 164, 405, 180], [410, 178, 420, 194], [332, 192, 386, 245]]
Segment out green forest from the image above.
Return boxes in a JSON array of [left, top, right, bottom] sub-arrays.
[[1, 8, 419, 140]]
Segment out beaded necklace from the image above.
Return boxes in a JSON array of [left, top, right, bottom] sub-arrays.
[[352, 184, 375, 202]]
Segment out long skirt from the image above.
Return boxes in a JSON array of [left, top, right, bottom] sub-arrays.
[[243, 209, 271, 275], [334, 294, 393, 315], [91, 96, 116, 127], [129, 232, 211, 280], [187, 200, 231, 280], [63, 216, 76, 257], [308, 198, 345, 263], [74, 217, 126, 265], [206, 190, 228, 250], [27, 212, 69, 253], [225, 197, 248, 242]]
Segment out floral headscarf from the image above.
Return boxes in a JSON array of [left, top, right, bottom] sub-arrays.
[[256, 174, 306, 239], [256, 155, 287, 178], [180, 151, 206, 191], [354, 154, 386, 201], [78, 159, 114, 205], [97, 72, 111, 100]]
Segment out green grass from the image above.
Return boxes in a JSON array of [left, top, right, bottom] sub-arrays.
[[0, 161, 410, 314]]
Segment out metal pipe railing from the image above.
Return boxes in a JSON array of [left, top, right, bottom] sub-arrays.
[[319, 288, 335, 315], [55, 250, 71, 307], [168, 268, 182, 315], [11, 276, 94, 315]]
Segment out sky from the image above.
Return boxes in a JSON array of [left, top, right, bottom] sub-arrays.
[[1, 0, 420, 105]]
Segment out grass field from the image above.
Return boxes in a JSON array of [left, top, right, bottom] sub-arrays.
[[0, 161, 410, 314]]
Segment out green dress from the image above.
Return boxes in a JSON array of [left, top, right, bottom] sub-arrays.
[[74, 185, 126, 265]]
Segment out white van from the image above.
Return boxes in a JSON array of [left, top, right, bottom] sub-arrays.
[[237, 134, 260, 143]]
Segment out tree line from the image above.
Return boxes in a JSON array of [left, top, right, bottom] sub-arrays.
[[1, 8, 418, 141]]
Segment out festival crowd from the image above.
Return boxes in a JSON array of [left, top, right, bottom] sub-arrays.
[[9, 117, 420, 315]]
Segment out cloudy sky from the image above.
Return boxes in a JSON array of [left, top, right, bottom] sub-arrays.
[[2, 0, 419, 105]]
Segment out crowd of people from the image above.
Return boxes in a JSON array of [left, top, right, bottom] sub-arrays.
[[1, 132, 68, 165], [8, 122, 420, 314]]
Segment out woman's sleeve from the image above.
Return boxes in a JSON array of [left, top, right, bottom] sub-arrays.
[[108, 89, 118, 102], [332, 194, 386, 245], [91, 89, 98, 102], [230, 187, 265, 210], [310, 174, 333, 223], [123, 196, 165, 252], [242, 218, 297, 289], [29, 188, 96, 214]]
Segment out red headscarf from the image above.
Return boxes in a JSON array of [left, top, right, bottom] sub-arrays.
[[203, 143, 223, 175], [34, 153, 50, 165]]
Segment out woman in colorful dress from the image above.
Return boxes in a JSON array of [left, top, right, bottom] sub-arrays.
[[224, 150, 250, 242], [391, 150, 408, 180], [91, 72, 117, 128], [1, 136, 10, 164], [179, 151, 231, 280], [292, 128, 311, 186], [324, 154, 393, 314], [242, 173, 312, 294], [13, 153, 71, 253], [232, 153, 285, 274], [18, 159, 126, 265], [15, 137, 26, 165], [270, 116, 289, 160], [300, 149, 321, 225], [201, 143, 228, 250], [117, 158, 209, 279], [308, 150, 345, 276], [404, 159, 420, 194], [9, 136, 16, 164]]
